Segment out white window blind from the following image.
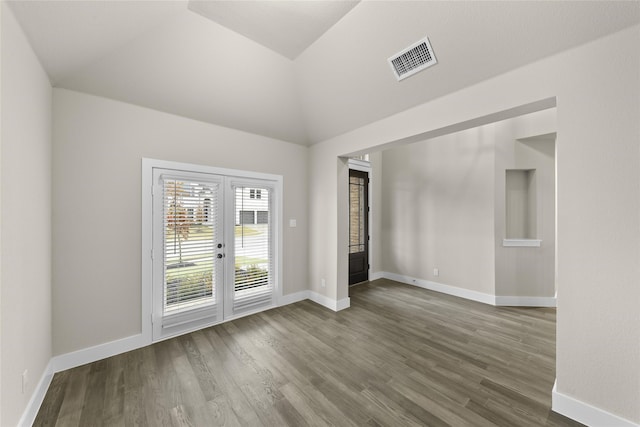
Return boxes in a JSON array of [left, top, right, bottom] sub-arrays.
[[162, 177, 218, 319], [233, 186, 273, 313]]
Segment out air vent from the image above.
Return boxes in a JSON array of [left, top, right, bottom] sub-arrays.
[[388, 37, 437, 81]]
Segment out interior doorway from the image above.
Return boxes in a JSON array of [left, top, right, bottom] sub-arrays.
[[348, 168, 369, 285]]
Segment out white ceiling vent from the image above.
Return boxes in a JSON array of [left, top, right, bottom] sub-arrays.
[[388, 37, 437, 81]]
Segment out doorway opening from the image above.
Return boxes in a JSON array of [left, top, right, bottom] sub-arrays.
[[348, 168, 369, 285], [142, 159, 282, 342]]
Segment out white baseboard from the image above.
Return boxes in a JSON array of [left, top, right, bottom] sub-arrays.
[[495, 295, 556, 307], [282, 290, 352, 311], [336, 297, 351, 311], [381, 271, 496, 305], [552, 380, 639, 427], [51, 290, 344, 375], [380, 271, 556, 308], [51, 333, 148, 373], [370, 271, 384, 281], [309, 291, 350, 311], [279, 290, 311, 306], [18, 360, 54, 427]]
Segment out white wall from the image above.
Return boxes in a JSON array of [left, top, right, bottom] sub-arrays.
[[494, 112, 556, 299], [52, 89, 309, 356], [380, 126, 496, 295], [1, 3, 53, 425], [369, 151, 383, 276], [308, 25, 640, 423], [378, 109, 556, 302]]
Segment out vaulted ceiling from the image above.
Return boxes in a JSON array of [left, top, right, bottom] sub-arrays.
[[8, 1, 640, 145]]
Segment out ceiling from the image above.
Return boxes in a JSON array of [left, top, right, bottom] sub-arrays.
[[187, 0, 360, 60], [7, 1, 640, 145], [293, 1, 640, 142], [7, 0, 188, 85]]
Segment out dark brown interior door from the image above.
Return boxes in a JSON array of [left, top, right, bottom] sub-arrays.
[[349, 169, 369, 285]]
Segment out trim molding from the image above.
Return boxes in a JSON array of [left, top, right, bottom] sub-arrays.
[[279, 290, 311, 306], [336, 297, 351, 311], [18, 360, 54, 427], [552, 381, 639, 427], [347, 158, 371, 172], [370, 271, 384, 281], [40, 278, 555, 375], [48, 290, 344, 376], [495, 295, 556, 307], [51, 333, 148, 373], [382, 271, 496, 305], [309, 291, 350, 311], [379, 271, 556, 308]]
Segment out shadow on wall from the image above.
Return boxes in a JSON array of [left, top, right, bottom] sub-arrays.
[[376, 108, 556, 302]]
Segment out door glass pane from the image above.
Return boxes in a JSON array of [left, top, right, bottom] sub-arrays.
[[163, 179, 217, 313], [349, 176, 366, 254], [234, 187, 271, 298]]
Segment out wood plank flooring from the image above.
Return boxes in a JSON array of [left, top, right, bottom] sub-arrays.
[[34, 279, 583, 426]]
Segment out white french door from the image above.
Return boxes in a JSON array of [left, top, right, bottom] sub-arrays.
[[151, 167, 278, 341], [224, 180, 276, 319]]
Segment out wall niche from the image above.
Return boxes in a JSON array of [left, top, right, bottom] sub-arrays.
[[505, 169, 536, 239]]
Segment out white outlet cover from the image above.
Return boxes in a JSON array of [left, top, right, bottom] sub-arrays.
[[289, 219, 297, 227]]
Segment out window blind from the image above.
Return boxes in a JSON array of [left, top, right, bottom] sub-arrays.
[[233, 186, 273, 312], [162, 178, 218, 316]]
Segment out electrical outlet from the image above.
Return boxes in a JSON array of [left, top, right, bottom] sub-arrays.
[[433, 268, 439, 277], [321, 278, 326, 288], [22, 370, 28, 394]]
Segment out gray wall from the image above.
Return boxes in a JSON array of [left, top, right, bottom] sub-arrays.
[[52, 89, 309, 356], [494, 113, 556, 298], [1, 4, 53, 425], [380, 125, 496, 295], [309, 25, 640, 422], [378, 109, 555, 300]]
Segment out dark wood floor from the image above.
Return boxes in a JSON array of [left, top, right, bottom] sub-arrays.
[[35, 279, 582, 426]]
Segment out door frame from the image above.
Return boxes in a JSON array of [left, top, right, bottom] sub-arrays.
[[142, 158, 283, 343], [223, 177, 278, 320], [151, 169, 226, 340], [348, 158, 373, 285]]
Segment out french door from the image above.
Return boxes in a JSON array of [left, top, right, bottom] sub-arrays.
[[151, 167, 277, 340]]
